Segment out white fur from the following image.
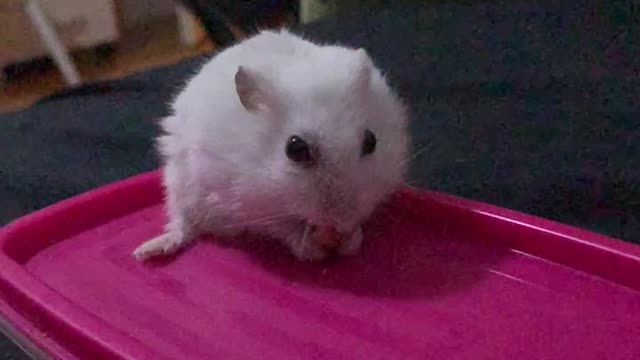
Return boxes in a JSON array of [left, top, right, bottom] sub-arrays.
[[133, 30, 409, 261]]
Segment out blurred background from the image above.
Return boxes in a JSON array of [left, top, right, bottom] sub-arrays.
[[1, 0, 395, 113]]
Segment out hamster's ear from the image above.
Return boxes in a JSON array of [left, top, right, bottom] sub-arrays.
[[353, 48, 372, 94], [235, 66, 272, 112]]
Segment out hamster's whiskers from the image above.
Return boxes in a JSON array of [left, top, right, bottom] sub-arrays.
[[400, 142, 433, 165], [226, 212, 292, 229]]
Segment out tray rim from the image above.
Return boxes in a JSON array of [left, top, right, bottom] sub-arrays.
[[0, 171, 166, 360], [0, 170, 639, 359]]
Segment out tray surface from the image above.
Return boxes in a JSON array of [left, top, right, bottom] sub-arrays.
[[1, 171, 639, 359]]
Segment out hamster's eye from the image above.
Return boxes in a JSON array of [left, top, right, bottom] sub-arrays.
[[286, 135, 314, 164], [361, 129, 377, 156]]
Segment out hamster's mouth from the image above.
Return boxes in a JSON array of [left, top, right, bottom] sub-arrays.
[[303, 223, 348, 251]]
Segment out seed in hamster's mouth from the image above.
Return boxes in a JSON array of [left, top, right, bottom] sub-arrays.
[[305, 223, 345, 251]]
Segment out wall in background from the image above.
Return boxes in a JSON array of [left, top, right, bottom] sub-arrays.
[[118, 0, 176, 29]]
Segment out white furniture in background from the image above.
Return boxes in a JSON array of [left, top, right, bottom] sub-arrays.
[[175, 4, 207, 48], [25, 0, 81, 85], [0, 0, 205, 87], [0, 0, 119, 86]]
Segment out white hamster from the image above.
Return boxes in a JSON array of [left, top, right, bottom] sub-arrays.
[[133, 30, 409, 261]]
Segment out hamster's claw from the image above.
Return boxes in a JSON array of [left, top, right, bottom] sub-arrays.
[[288, 225, 328, 261], [290, 241, 327, 261], [133, 233, 184, 261], [338, 226, 363, 256]]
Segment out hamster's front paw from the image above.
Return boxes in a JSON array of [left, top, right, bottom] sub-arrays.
[[286, 225, 364, 261], [133, 233, 187, 261], [287, 226, 328, 261]]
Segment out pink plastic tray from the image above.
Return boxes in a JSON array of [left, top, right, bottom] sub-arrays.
[[1, 171, 639, 360]]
